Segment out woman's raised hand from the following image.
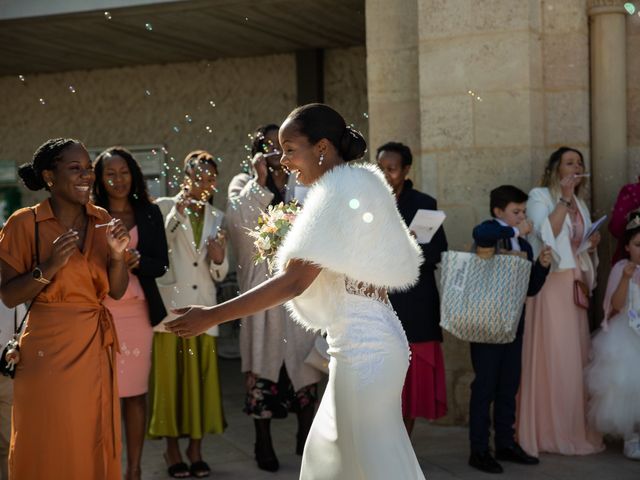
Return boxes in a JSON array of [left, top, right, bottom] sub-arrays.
[[125, 248, 141, 270], [206, 231, 226, 265], [106, 218, 130, 257], [166, 305, 217, 338], [251, 152, 268, 186], [559, 175, 580, 200], [47, 230, 80, 269], [623, 261, 638, 279]]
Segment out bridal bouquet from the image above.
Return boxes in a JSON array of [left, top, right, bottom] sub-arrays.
[[248, 200, 300, 272]]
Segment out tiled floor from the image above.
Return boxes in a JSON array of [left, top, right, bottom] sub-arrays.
[[135, 358, 640, 479]]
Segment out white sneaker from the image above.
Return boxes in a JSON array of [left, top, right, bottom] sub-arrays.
[[623, 434, 640, 460]]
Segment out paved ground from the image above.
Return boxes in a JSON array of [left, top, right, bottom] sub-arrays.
[[135, 358, 640, 479]]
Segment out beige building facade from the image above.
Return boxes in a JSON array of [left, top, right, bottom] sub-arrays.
[[0, 0, 639, 425]]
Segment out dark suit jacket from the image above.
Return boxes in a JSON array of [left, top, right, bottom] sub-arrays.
[[472, 219, 549, 337], [133, 203, 169, 326], [388, 180, 448, 343]]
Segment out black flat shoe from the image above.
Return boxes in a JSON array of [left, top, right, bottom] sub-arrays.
[[164, 453, 191, 478], [495, 443, 540, 465], [189, 460, 211, 478], [469, 451, 503, 474], [255, 442, 279, 472]]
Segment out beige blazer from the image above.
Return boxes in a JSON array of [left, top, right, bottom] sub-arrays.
[[155, 196, 229, 336]]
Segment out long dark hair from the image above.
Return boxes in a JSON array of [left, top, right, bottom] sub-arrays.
[[92, 147, 151, 210], [250, 124, 280, 157]]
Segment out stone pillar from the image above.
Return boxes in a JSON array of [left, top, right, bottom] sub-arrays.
[[588, 0, 627, 309], [365, 0, 421, 184]]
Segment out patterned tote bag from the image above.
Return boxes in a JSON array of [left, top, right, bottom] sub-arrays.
[[439, 250, 532, 344]]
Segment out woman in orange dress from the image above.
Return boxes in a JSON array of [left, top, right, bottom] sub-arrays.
[[0, 138, 130, 479]]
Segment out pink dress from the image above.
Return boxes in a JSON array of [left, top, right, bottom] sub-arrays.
[[104, 226, 153, 398], [517, 213, 604, 455]]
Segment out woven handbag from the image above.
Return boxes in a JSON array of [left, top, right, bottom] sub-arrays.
[[439, 250, 532, 344]]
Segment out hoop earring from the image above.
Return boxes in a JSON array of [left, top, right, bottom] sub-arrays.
[[318, 153, 324, 166]]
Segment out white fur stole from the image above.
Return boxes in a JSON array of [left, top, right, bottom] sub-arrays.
[[275, 162, 423, 330]]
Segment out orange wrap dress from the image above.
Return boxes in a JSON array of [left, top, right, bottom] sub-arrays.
[[0, 199, 122, 479]]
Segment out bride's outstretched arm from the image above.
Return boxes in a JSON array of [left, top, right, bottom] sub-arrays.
[[166, 259, 321, 337]]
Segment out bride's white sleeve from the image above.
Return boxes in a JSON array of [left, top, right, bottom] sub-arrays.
[[275, 163, 423, 291]]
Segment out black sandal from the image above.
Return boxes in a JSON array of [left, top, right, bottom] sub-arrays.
[[189, 460, 211, 478], [164, 453, 191, 478]]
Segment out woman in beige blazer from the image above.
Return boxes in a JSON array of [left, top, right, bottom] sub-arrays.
[[226, 124, 322, 472], [149, 151, 228, 479]]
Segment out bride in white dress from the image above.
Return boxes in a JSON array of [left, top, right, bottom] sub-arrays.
[[167, 103, 426, 479]]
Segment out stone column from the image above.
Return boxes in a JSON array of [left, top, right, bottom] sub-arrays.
[[588, 0, 627, 309], [365, 0, 421, 184]]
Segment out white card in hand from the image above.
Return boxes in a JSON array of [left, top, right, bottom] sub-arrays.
[[409, 209, 446, 244]]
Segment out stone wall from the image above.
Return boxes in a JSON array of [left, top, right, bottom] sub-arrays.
[[324, 46, 370, 144], [0, 46, 369, 209], [409, 0, 598, 426]]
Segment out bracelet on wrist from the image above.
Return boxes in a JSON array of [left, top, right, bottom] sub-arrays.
[[558, 197, 571, 207]]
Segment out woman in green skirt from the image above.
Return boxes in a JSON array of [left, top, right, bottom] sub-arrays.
[[150, 150, 228, 478]]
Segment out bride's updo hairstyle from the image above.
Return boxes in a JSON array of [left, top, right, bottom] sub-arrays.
[[287, 103, 367, 161], [18, 138, 81, 191]]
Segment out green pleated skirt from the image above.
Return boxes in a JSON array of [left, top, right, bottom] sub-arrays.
[[148, 332, 225, 439]]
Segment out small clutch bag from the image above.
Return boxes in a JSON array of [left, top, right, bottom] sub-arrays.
[[574, 280, 590, 310]]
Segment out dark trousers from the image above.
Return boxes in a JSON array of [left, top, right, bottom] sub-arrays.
[[469, 331, 523, 453]]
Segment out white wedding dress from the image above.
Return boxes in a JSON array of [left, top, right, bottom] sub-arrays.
[[276, 163, 426, 480]]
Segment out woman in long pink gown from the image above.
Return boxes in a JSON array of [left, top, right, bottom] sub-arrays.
[[518, 147, 604, 456]]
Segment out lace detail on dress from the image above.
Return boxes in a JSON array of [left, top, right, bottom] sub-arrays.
[[344, 277, 393, 309]]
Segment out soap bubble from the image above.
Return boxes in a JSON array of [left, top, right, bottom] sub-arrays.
[[18, 75, 25, 82], [104, 11, 112, 20], [38, 98, 46, 105], [185, 114, 193, 123], [144, 89, 151, 96], [362, 212, 374, 223], [145, 22, 153, 31], [209, 100, 216, 108], [349, 198, 360, 209], [68, 85, 76, 93]]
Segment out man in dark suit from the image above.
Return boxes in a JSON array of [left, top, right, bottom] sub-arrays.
[[468, 185, 551, 474], [377, 142, 448, 435]]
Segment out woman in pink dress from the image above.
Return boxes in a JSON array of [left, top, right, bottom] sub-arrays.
[[518, 147, 604, 456], [93, 147, 169, 480]]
